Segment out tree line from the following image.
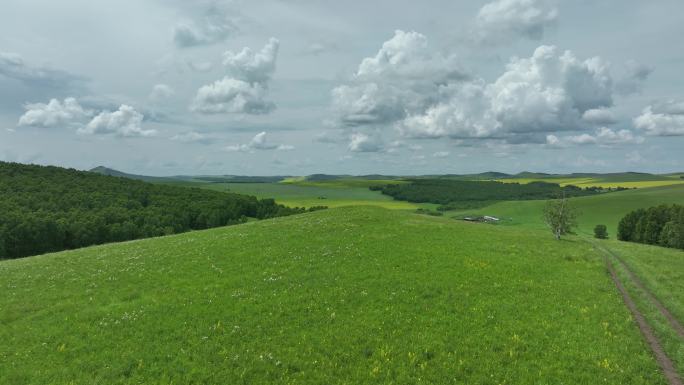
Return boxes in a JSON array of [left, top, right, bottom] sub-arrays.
[[371, 179, 604, 210], [0, 162, 320, 259], [618, 204, 684, 250]]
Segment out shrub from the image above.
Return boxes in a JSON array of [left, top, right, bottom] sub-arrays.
[[594, 224, 608, 239]]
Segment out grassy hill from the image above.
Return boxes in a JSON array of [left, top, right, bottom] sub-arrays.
[[0, 207, 667, 384], [452, 183, 684, 236]]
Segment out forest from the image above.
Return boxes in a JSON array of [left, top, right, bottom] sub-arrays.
[[0, 162, 314, 259], [371, 179, 604, 209], [617, 204, 684, 250]]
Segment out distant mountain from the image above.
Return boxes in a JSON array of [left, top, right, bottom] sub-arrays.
[[88, 166, 175, 182], [192, 175, 289, 183], [514, 171, 554, 179]]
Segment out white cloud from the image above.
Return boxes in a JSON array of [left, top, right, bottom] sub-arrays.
[[476, 0, 558, 43], [399, 45, 614, 142], [171, 131, 216, 145], [356, 30, 459, 81], [348, 132, 383, 152], [18, 98, 91, 128], [192, 78, 275, 114], [332, 83, 406, 126], [173, 3, 238, 48], [595, 126, 644, 144], [149, 84, 175, 101], [547, 127, 643, 147], [488, 45, 612, 132], [193, 38, 279, 115], [582, 108, 618, 125], [224, 132, 293, 152], [433, 151, 450, 158], [634, 105, 684, 136], [652, 100, 684, 115], [399, 81, 496, 139], [332, 30, 463, 127], [79, 105, 156, 137], [222, 38, 279, 84]]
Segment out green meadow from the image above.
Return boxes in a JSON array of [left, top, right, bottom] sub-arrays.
[[451, 183, 684, 235], [0, 207, 668, 384], [496, 173, 684, 189]]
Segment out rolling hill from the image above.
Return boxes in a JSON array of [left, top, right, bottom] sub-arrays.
[[452, 183, 684, 236], [0, 207, 668, 384]]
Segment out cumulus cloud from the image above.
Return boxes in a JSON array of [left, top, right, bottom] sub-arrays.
[[348, 132, 383, 152], [332, 30, 464, 127], [192, 78, 275, 114], [193, 38, 279, 115], [475, 0, 558, 43], [173, 2, 238, 48], [399, 81, 496, 139], [332, 83, 406, 126], [546, 127, 643, 147], [595, 127, 644, 144], [634, 104, 684, 136], [400, 45, 614, 142], [331, 30, 625, 146], [222, 38, 279, 83], [79, 105, 156, 137], [18, 98, 91, 128], [582, 107, 618, 125], [225, 132, 293, 152], [149, 84, 175, 101], [355, 30, 461, 81], [171, 131, 216, 145], [17, 97, 154, 137]]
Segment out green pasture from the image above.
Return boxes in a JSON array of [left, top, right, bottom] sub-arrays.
[[0, 207, 667, 384], [451, 184, 684, 236]]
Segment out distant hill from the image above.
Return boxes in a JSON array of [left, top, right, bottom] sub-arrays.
[[89, 166, 175, 182]]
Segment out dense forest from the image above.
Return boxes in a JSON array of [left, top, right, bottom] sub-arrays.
[[618, 205, 684, 250], [371, 179, 604, 210], [0, 162, 315, 259]]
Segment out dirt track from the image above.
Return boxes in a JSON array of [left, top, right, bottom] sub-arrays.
[[606, 247, 684, 339], [604, 255, 682, 385]]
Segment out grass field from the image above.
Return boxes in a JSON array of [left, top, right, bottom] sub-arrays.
[[178, 180, 436, 210], [496, 174, 684, 189], [0, 207, 668, 384], [452, 183, 684, 236]]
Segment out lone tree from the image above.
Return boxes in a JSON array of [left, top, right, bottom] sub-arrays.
[[594, 224, 608, 239], [543, 193, 578, 240]]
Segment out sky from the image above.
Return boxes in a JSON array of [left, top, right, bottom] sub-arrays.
[[1, 0, 684, 176]]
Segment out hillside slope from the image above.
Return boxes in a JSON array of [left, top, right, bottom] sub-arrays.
[[454, 183, 684, 236], [0, 207, 665, 384]]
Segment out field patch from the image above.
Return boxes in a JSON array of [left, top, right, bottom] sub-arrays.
[[184, 181, 434, 210]]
